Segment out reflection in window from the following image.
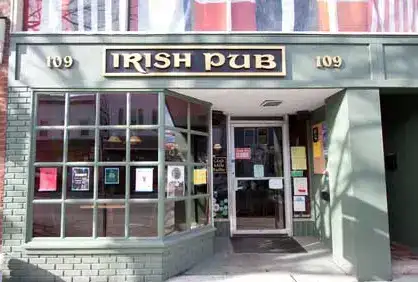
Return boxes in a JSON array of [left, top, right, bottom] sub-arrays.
[[69, 93, 95, 125], [33, 204, 61, 237], [192, 198, 209, 229], [100, 93, 127, 125], [190, 103, 208, 132], [130, 130, 158, 162], [130, 203, 158, 237], [68, 130, 95, 162], [65, 204, 93, 237], [97, 204, 125, 237], [37, 93, 65, 125], [100, 129, 126, 162], [165, 131, 188, 162], [131, 93, 158, 125], [165, 201, 187, 235], [36, 130, 64, 162], [165, 95, 187, 129], [191, 135, 208, 163]]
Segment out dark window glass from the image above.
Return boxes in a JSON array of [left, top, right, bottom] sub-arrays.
[[100, 129, 126, 162], [97, 204, 125, 237], [130, 166, 158, 199], [190, 103, 209, 132], [130, 130, 158, 162], [37, 94, 65, 126], [164, 201, 187, 236], [193, 166, 208, 195], [68, 130, 95, 162], [165, 95, 187, 129], [33, 204, 61, 237], [165, 130, 188, 162], [99, 166, 125, 199], [36, 130, 64, 162], [166, 165, 187, 198], [66, 166, 94, 199], [191, 135, 208, 163], [65, 204, 93, 237], [131, 93, 158, 125], [69, 93, 96, 125], [130, 203, 158, 237], [34, 167, 63, 199], [192, 197, 209, 229], [100, 93, 127, 125]]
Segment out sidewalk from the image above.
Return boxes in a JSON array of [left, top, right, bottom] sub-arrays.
[[168, 237, 418, 282]]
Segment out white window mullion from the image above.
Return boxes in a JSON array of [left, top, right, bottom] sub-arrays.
[[119, 0, 129, 31], [78, 0, 85, 31], [105, 0, 112, 31]]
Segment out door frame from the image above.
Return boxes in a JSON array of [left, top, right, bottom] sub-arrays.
[[227, 117, 293, 236]]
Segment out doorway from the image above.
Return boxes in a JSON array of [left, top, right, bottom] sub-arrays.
[[229, 120, 292, 236]]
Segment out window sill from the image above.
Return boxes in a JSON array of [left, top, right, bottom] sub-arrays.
[[24, 227, 216, 255]]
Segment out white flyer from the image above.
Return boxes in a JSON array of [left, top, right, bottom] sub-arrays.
[[135, 168, 154, 192]]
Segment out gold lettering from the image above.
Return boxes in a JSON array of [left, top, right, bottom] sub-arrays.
[[173, 53, 192, 68], [144, 53, 152, 68], [204, 53, 225, 71], [122, 53, 147, 74], [154, 52, 171, 69], [227, 54, 250, 69], [254, 54, 277, 70], [111, 53, 120, 68]]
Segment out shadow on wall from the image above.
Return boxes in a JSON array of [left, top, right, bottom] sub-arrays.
[[6, 258, 65, 282]]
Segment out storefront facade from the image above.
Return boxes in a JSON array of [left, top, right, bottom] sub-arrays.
[[3, 1, 418, 281]]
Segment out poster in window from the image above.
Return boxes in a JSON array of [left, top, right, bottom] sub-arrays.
[[290, 146, 307, 170], [235, 148, 251, 160], [293, 196, 306, 212], [253, 164, 264, 178], [71, 167, 90, 191], [166, 166, 185, 198], [135, 168, 154, 192], [293, 177, 308, 196], [105, 168, 119, 185], [213, 157, 227, 173], [312, 122, 326, 174], [193, 168, 207, 185], [39, 167, 58, 192]]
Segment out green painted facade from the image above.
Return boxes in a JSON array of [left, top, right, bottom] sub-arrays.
[[5, 33, 417, 281]]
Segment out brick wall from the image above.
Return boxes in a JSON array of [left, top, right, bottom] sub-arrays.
[[0, 0, 11, 248]]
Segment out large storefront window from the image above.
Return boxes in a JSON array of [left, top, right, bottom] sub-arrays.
[[31, 91, 211, 239], [23, 0, 418, 33]]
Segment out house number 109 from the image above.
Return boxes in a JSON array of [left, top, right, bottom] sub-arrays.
[[316, 55, 342, 68], [46, 56, 74, 68]]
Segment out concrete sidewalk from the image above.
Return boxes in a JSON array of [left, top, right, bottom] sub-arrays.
[[167, 237, 418, 282]]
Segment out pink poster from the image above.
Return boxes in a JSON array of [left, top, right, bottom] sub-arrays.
[[39, 168, 57, 192], [235, 148, 251, 160]]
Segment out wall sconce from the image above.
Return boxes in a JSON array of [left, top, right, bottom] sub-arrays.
[[213, 144, 222, 150], [107, 136, 122, 143]]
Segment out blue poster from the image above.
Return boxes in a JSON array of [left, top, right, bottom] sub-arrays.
[[105, 168, 119, 185]]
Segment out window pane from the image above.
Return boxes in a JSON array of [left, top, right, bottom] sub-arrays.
[[165, 95, 187, 129], [130, 166, 158, 199], [191, 135, 208, 163], [68, 93, 96, 125], [131, 93, 158, 125], [193, 166, 208, 195], [66, 166, 94, 199], [164, 201, 188, 236], [165, 130, 187, 162], [129, 203, 158, 237], [68, 130, 95, 162], [37, 93, 65, 126], [100, 129, 126, 162], [166, 165, 187, 198], [99, 166, 125, 199], [34, 167, 63, 199], [130, 130, 158, 162], [36, 130, 64, 162], [100, 93, 127, 125], [190, 103, 208, 132], [97, 204, 125, 237], [65, 204, 93, 237], [33, 204, 61, 237], [192, 197, 209, 229]]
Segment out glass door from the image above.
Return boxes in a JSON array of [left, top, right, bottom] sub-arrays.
[[230, 124, 289, 234]]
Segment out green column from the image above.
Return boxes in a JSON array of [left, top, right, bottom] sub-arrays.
[[325, 89, 392, 281]]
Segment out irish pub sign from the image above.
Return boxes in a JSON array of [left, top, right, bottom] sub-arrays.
[[103, 45, 286, 77]]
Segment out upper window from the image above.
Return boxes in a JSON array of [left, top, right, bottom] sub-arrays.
[[22, 0, 418, 33]]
